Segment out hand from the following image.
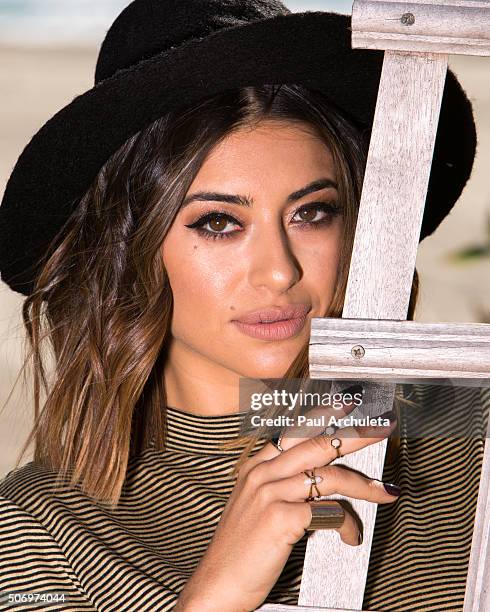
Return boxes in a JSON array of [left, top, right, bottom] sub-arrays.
[[174, 402, 399, 612]]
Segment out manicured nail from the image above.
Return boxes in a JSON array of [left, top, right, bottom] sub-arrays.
[[373, 479, 401, 497], [383, 482, 401, 496], [379, 410, 397, 422]]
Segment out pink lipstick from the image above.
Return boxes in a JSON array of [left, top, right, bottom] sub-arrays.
[[232, 303, 311, 341]]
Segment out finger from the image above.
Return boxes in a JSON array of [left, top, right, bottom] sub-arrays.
[[293, 500, 361, 546], [259, 463, 401, 506], [245, 388, 366, 467], [245, 416, 397, 484], [334, 502, 362, 546], [280, 402, 361, 444]]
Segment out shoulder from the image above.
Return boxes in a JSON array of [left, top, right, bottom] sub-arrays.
[[0, 460, 69, 552], [0, 460, 84, 559], [0, 460, 62, 512], [0, 463, 97, 609], [0, 459, 102, 538]]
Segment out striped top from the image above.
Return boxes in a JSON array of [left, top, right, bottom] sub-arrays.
[[0, 383, 488, 611]]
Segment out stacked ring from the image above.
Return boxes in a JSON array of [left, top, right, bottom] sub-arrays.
[[303, 467, 346, 532], [303, 467, 322, 501], [321, 424, 343, 459], [305, 501, 346, 531]]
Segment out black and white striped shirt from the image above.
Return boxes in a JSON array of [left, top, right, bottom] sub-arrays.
[[0, 383, 488, 611]]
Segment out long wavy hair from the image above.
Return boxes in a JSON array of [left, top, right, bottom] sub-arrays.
[[10, 84, 419, 507]]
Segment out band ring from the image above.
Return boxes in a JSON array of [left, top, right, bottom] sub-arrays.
[[303, 467, 322, 501], [305, 500, 345, 531], [321, 425, 343, 459]]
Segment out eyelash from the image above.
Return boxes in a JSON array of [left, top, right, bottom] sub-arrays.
[[184, 202, 342, 241]]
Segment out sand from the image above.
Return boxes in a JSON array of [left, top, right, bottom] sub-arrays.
[[0, 45, 489, 478]]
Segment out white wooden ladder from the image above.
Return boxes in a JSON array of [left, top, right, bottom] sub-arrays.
[[257, 1, 490, 610]]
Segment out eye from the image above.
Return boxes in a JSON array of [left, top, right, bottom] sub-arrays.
[[184, 211, 243, 241], [291, 202, 341, 226], [184, 201, 342, 241]]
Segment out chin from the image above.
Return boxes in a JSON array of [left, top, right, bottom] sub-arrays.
[[235, 358, 297, 380]]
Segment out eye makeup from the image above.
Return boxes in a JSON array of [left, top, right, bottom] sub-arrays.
[[184, 201, 342, 241]]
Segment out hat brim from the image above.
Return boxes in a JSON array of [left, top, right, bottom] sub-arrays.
[[0, 11, 476, 295]]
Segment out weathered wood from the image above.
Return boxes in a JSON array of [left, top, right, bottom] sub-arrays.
[[297, 50, 449, 610], [257, 606, 378, 612], [309, 319, 490, 379], [352, 0, 490, 56], [298, 432, 390, 611], [463, 404, 490, 611], [334, 53, 448, 321]]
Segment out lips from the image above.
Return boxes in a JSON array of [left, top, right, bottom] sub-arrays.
[[234, 303, 311, 324]]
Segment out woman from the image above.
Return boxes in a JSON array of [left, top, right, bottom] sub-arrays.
[[0, 1, 486, 611]]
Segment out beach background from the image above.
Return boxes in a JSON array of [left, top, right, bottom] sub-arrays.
[[1, 0, 489, 479]]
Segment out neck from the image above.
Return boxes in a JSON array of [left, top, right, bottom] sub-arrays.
[[163, 338, 242, 416]]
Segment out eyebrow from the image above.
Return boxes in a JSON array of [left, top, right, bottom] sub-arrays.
[[181, 178, 338, 208]]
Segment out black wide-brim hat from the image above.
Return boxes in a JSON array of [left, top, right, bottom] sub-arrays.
[[0, 0, 477, 296]]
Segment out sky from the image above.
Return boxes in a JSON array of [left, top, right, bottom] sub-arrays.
[[0, 0, 353, 45]]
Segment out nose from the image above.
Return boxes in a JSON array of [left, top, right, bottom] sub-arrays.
[[248, 222, 301, 292]]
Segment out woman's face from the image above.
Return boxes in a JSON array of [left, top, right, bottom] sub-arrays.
[[161, 119, 343, 380]]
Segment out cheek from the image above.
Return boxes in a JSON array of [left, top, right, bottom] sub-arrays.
[[298, 231, 342, 284], [163, 241, 237, 328]]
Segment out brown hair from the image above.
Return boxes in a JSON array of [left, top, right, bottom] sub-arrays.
[[10, 84, 418, 507]]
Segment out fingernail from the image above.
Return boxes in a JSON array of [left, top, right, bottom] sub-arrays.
[[341, 384, 364, 395], [383, 482, 401, 497], [358, 531, 363, 545], [379, 410, 397, 422]]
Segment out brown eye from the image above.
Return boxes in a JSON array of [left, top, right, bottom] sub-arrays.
[[209, 215, 228, 232], [184, 211, 243, 241], [292, 202, 340, 226], [297, 208, 317, 222]]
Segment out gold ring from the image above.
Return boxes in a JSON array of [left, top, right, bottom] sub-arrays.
[[321, 425, 343, 459], [303, 467, 322, 501], [305, 500, 345, 531]]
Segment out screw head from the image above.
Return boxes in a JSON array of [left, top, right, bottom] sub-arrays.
[[351, 345, 365, 359], [401, 12, 415, 25]]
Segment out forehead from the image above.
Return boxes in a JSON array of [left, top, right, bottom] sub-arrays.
[[191, 120, 335, 188]]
